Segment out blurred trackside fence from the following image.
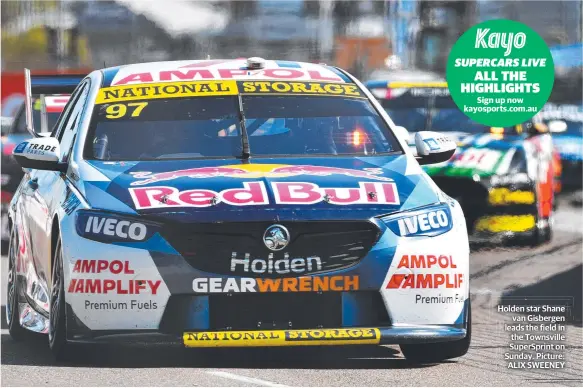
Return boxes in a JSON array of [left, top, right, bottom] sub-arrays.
[[1, 0, 581, 84]]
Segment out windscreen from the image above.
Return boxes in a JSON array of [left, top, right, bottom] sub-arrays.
[[85, 80, 401, 161], [13, 97, 67, 134], [379, 87, 489, 134]]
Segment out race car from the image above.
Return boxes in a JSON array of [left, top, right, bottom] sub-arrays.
[[534, 102, 583, 191], [365, 81, 559, 245], [7, 59, 470, 363], [1, 74, 80, 251]]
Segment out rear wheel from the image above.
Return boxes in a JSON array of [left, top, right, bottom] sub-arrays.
[[400, 302, 472, 363], [48, 237, 73, 361], [6, 226, 29, 340]]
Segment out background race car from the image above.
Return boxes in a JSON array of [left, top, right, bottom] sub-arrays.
[[365, 81, 560, 245], [534, 102, 583, 191], [0, 73, 83, 252]]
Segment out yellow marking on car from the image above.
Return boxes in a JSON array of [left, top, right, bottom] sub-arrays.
[[488, 188, 536, 205], [240, 81, 363, 97], [474, 215, 536, 233], [95, 80, 239, 104], [183, 328, 381, 348]]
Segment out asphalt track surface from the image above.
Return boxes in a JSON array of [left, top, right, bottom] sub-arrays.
[[1, 196, 582, 386]]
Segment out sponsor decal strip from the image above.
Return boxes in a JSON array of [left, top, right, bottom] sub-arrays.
[[240, 81, 364, 98], [95, 80, 239, 104], [192, 276, 359, 293], [488, 188, 535, 205], [386, 254, 464, 289], [183, 328, 381, 347], [68, 260, 161, 295], [112, 67, 344, 85], [96, 80, 365, 104], [129, 181, 399, 209], [384, 204, 452, 237]]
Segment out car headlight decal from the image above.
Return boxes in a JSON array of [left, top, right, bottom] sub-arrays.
[[380, 203, 453, 237], [75, 210, 159, 243]]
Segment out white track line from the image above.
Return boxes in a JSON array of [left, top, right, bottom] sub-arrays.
[[206, 371, 289, 387]]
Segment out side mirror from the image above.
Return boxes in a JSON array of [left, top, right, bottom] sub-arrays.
[[394, 125, 410, 145], [414, 131, 456, 165], [548, 120, 568, 133], [12, 137, 66, 172]]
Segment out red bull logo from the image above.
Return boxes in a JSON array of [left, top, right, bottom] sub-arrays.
[[129, 181, 399, 209], [130, 164, 394, 186]]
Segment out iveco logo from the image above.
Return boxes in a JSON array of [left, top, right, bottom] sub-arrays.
[[263, 224, 290, 251]]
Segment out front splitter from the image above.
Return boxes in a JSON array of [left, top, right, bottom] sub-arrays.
[[183, 326, 467, 348]]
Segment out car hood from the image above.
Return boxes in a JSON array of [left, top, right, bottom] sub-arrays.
[[552, 134, 583, 161], [81, 155, 440, 222], [423, 133, 518, 179]]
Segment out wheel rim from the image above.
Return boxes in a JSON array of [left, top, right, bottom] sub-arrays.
[[48, 248, 62, 344], [5, 230, 16, 325]]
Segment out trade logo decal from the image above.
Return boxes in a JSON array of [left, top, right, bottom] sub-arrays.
[[183, 328, 380, 347], [13, 142, 28, 154], [129, 164, 394, 186]]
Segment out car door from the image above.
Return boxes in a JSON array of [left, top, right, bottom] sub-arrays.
[[26, 81, 91, 286]]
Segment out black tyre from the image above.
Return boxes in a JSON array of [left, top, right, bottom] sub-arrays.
[[400, 302, 471, 363], [6, 227, 29, 340], [48, 237, 73, 361]]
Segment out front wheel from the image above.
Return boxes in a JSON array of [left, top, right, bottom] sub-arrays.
[[48, 237, 73, 361], [400, 302, 472, 363], [6, 226, 29, 340]]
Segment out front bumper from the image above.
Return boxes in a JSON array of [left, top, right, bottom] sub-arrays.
[[57, 200, 470, 342], [67, 325, 468, 347]]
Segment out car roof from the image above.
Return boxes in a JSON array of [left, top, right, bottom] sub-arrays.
[[100, 58, 352, 87], [366, 80, 449, 89]]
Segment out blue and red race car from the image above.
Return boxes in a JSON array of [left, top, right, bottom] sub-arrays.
[[7, 59, 470, 363]]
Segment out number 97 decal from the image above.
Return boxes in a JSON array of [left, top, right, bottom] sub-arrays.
[[105, 102, 148, 119]]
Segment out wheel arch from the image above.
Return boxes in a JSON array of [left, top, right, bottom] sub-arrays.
[[50, 214, 61, 285]]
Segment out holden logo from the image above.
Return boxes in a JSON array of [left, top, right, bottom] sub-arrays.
[[263, 224, 290, 251]]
